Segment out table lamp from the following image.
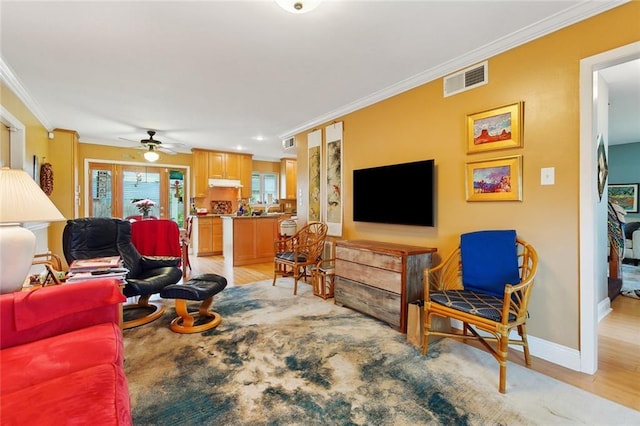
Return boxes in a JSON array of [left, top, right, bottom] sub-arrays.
[[0, 167, 66, 293]]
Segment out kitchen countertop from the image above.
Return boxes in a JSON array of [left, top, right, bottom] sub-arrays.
[[221, 213, 287, 219], [194, 213, 287, 219]]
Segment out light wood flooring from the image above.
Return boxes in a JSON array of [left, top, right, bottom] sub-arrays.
[[187, 255, 640, 412]]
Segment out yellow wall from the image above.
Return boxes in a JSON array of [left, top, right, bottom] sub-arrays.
[[295, 2, 640, 349], [76, 141, 193, 210], [77, 141, 193, 168], [0, 82, 49, 165]]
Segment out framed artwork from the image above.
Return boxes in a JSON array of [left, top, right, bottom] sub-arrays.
[[608, 183, 638, 213], [308, 129, 322, 222], [32, 155, 39, 183], [467, 102, 523, 154], [465, 155, 523, 202], [596, 134, 608, 201], [324, 122, 343, 236]]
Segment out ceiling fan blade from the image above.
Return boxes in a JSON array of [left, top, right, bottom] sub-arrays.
[[118, 136, 139, 143], [158, 146, 177, 155], [158, 142, 185, 149], [119, 130, 186, 153]]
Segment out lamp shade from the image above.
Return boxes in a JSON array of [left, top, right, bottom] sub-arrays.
[[144, 149, 160, 162], [0, 167, 66, 294], [0, 168, 66, 223], [275, 0, 322, 14]]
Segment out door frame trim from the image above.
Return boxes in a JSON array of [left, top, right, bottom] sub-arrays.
[[579, 41, 640, 374]]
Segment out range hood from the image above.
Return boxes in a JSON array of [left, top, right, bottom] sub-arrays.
[[208, 178, 243, 188]]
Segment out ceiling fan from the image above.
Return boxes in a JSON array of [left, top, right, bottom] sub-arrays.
[[119, 130, 181, 162]]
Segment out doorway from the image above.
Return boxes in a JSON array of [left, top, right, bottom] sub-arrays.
[[579, 41, 640, 374], [88, 162, 188, 227]]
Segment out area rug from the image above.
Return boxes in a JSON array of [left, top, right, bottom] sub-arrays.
[[123, 279, 640, 425], [621, 264, 640, 299]]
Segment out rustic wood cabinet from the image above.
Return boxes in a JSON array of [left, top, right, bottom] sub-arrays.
[[280, 159, 297, 199], [334, 240, 436, 333]]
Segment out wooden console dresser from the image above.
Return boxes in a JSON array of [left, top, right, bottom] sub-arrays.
[[334, 240, 436, 333]]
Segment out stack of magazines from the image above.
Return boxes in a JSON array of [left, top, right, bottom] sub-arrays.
[[66, 256, 129, 284]]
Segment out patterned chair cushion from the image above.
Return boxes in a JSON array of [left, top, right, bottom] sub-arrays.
[[276, 252, 308, 262], [430, 290, 515, 322]]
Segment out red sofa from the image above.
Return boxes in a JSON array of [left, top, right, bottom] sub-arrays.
[[0, 279, 132, 425]]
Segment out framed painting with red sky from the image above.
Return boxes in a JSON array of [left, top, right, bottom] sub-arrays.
[[467, 102, 523, 154]]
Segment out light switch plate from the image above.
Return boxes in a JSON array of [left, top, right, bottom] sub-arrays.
[[541, 167, 555, 185]]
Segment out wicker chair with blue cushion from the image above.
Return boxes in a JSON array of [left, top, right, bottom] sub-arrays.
[[421, 230, 538, 393]]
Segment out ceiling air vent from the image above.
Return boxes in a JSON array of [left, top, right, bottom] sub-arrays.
[[282, 137, 295, 150], [443, 61, 488, 97]]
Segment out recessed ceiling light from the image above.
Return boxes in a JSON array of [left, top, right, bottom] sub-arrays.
[[276, 0, 322, 14]]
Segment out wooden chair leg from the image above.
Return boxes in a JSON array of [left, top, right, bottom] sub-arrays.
[[498, 333, 509, 394], [422, 312, 432, 356], [518, 324, 531, 366], [272, 260, 280, 286]]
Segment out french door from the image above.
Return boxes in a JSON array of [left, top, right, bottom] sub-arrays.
[[88, 162, 187, 227]]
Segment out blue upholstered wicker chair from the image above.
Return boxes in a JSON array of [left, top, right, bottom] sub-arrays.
[[422, 230, 538, 393]]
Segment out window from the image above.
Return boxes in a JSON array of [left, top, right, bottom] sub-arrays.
[[251, 172, 278, 204]]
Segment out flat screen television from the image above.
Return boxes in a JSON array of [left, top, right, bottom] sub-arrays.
[[353, 159, 434, 227]]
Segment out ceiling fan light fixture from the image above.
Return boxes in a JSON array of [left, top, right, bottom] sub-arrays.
[[276, 0, 322, 14], [144, 147, 160, 162]]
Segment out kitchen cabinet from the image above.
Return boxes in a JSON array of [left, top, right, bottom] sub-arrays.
[[239, 154, 253, 199], [193, 149, 209, 197], [208, 152, 240, 180], [334, 240, 436, 333], [192, 149, 252, 198], [280, 159, 297, 199], [193, 216, 223, 256], [222, 215, 281, 266]]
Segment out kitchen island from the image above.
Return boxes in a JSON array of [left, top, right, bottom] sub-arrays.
[[222, 214, 288, 266]]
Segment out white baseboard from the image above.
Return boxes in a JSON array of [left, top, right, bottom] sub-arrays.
[[597, 297, 612, 322], [450, 319, 583, 372]]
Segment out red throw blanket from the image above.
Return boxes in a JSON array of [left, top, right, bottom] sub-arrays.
[[131, 219, 182, 258]]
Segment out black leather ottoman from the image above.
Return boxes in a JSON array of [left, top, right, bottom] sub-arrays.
[[160, 274, 227, 333]]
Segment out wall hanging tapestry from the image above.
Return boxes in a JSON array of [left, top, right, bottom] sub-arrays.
[[308, 129, 322, 222], [324, 122, 343, 237]]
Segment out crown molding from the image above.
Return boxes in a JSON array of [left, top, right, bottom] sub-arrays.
[[0, 56, 52, 131], [280, 0, 629, 139]]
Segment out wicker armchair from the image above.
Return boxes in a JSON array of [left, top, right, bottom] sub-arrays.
[[273, 221, 328, 295], [422, 230, 538, 393], [31, 252, 66, 285], [309, 239, 336, 299]]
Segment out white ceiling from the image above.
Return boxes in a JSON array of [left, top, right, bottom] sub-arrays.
[[1, 0, 636, 161]]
